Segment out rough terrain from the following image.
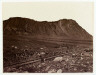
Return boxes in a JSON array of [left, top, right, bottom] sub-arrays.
[[3, 17, 93, 73]]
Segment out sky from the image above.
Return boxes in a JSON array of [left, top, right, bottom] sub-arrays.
[[2, 2, 94, 35]]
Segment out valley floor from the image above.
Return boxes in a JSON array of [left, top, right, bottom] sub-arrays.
[[3, 35, 93, 73]]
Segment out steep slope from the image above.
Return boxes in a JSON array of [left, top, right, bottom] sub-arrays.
[[3, 17, 92, 40]]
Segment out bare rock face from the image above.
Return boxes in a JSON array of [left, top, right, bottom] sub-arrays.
[[3, 17, 92, 40]]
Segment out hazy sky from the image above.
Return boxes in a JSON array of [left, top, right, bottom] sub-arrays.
[[2, 2, 94, 35]]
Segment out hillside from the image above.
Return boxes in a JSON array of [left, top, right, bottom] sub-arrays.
[[3, 17, 92, 40]]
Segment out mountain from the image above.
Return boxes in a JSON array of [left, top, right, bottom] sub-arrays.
[[3, 17, 92, 40]]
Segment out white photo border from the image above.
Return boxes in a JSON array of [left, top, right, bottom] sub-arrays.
[[0, 0, 95, 75]]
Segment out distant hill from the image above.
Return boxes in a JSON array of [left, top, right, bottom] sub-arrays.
[[3, 17, 92, 40]]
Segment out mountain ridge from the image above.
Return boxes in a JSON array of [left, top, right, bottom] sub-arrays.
[[3, 17, 93, 40]]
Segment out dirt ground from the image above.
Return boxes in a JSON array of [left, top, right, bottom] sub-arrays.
[[3, 35, 93, 73]]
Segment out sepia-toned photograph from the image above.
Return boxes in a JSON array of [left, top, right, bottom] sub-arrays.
[[2, 1, 94, 73]]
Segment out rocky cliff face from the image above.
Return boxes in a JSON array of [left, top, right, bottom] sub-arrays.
[[3, 17, 92, 40]]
